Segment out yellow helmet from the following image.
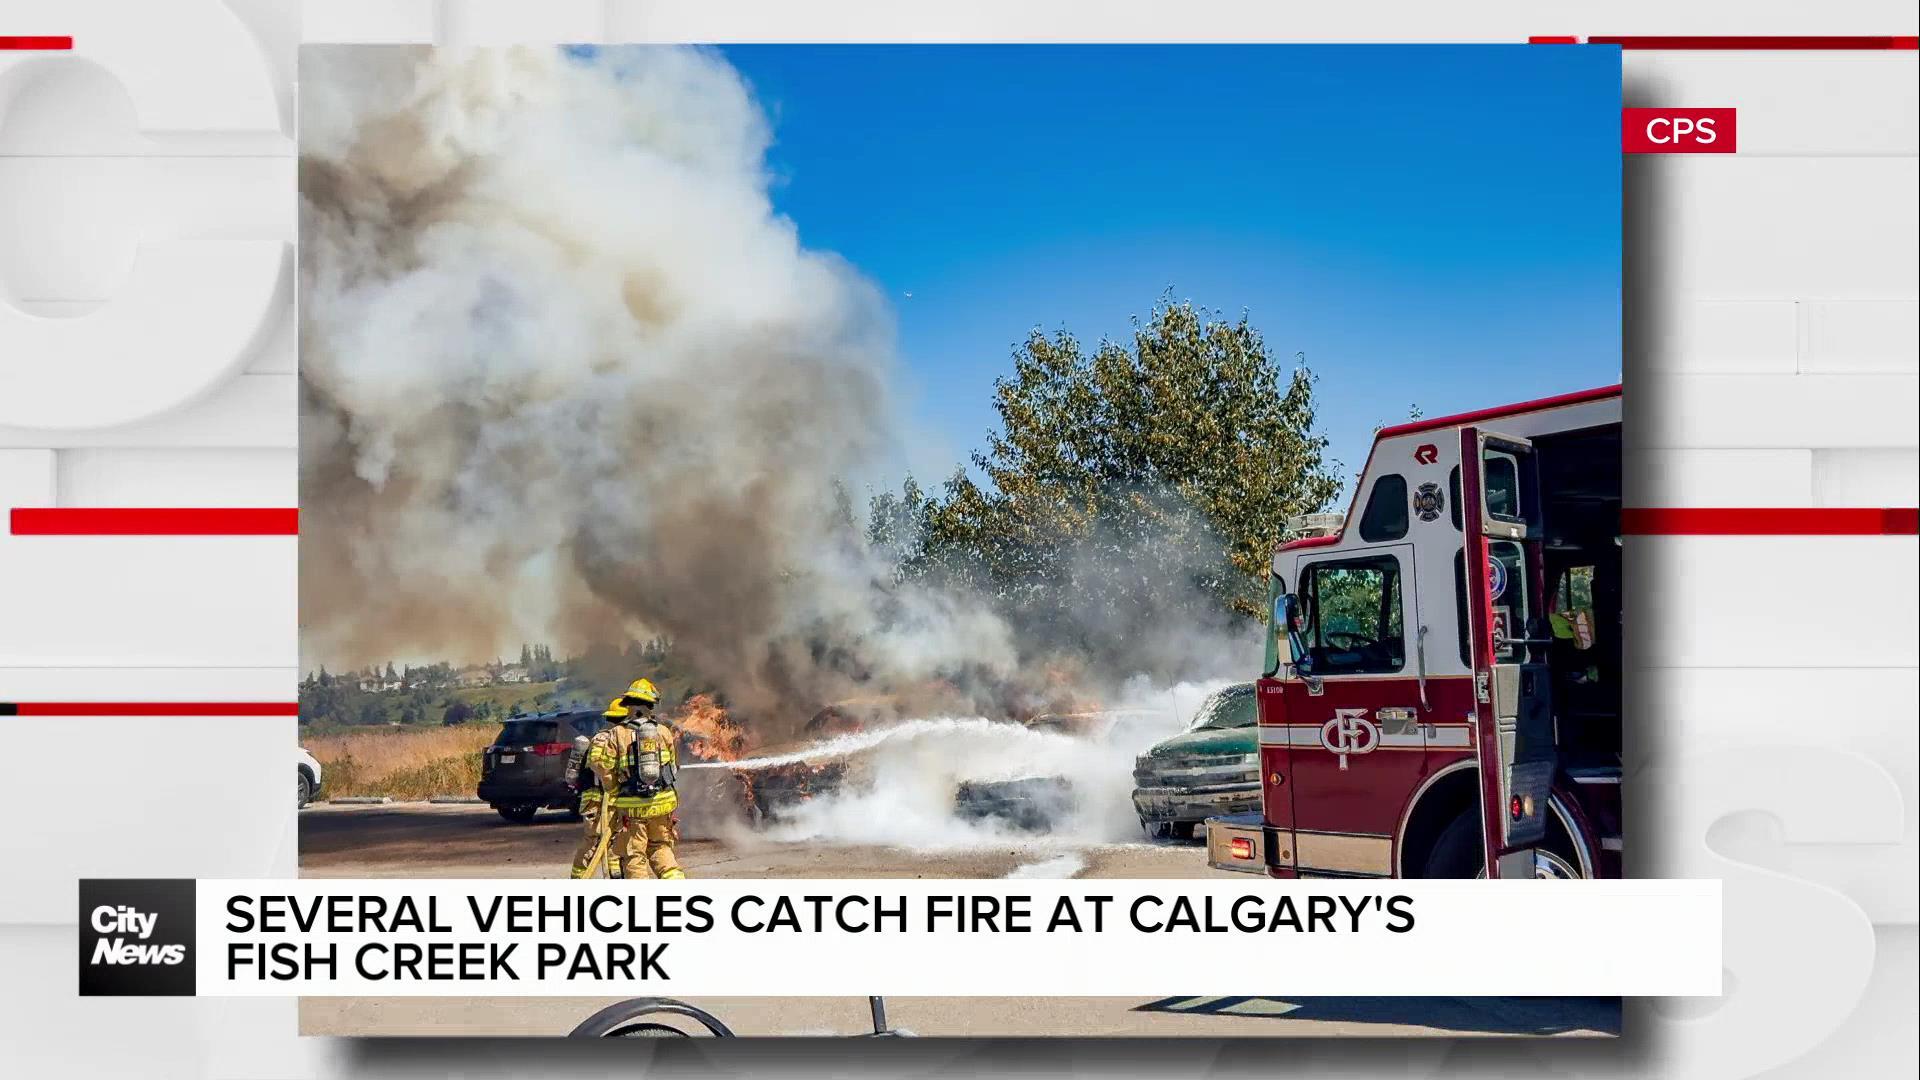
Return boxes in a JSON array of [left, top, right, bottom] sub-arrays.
[[603, 697, 631, 722], [622, 678, 661, 708]]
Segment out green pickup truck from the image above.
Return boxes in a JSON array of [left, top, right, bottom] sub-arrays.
[[1130, 682, 1261, 839]]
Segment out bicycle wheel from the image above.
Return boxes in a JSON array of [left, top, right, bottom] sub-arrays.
[[568, 997, 735, 1038]]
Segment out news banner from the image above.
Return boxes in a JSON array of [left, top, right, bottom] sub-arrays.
[[76, 879, 1721, 998]]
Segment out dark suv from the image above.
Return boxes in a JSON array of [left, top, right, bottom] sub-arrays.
[[477, 708, 607, 823]]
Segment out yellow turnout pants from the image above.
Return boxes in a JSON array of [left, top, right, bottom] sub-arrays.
[[571, 806, 682, 880]]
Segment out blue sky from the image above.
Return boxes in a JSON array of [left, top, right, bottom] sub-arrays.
[[717, 44, 1621, 498]]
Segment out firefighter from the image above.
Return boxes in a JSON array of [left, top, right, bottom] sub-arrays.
[[566, 698, 627, 879], [573, 678, 685, 880]]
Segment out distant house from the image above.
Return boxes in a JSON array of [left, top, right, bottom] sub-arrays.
[[455, 666, 493, 689], [499, 664, 532, 684]]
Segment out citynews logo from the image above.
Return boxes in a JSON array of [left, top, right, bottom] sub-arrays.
[[78, 880, 196, 996], [90, 906, 185, 965]]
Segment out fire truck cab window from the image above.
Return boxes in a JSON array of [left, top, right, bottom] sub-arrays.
[[1484, 450, 1523, 523], [1485, 539, 1530, 660], [1552, 565, 1598, 652], [1453, 551, 1471, 666], [1358, 473, 1409, 542], [1452, 543, 1536, 664], [1298, 556, 1405, 675]]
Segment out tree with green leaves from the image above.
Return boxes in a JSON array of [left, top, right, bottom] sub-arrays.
[[865, 475, 934, 584], [918, 297, 1338, 625]]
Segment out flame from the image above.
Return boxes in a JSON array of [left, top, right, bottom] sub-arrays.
[[671, 693, 767, 819], [670, 694, 854, 821], [674, 693, 749, 763]]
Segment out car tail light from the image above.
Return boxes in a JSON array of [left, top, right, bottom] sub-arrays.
[[1510, 795, 1524, 820], [1230, 837, 1255, 860], [531, 742, 571, 756]]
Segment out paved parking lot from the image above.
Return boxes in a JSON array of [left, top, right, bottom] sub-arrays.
[[299, 803, 1619, 1038]]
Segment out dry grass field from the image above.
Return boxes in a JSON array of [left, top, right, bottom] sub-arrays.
[[305, 724, 497, 799]]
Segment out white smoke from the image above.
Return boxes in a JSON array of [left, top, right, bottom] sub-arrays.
[[298, 45, 1018, 721], [706, 678, 1233, 851], [1005, 854, 1088, 879], [298, 44, 1269, 798]]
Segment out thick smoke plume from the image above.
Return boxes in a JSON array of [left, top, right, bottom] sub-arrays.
[[300, 46, 1257, 739], [300, 45, 1020, 728]]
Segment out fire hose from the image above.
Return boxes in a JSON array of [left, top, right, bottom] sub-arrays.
[[581, 788, 615, 879]]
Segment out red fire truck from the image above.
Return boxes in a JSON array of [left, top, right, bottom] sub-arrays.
[[1208, 385, 1622, 879]]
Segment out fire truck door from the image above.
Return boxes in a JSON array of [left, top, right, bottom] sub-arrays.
[[1459, 427, 1557, 879], [1281, 543, 1425, 877]]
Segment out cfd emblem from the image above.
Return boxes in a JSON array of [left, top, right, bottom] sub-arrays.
[[1413, 481, 1444, 522], [1319, 708, 1379, 770]]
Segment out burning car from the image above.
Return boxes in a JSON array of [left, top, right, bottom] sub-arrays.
[[953, 776, 1071, 831], [952, 708, 1172, 832], [673, 694, 856, 824], [1129, 682, 1261, 840]]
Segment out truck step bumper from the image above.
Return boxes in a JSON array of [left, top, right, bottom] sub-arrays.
[[1204, 812, 1272, 875]]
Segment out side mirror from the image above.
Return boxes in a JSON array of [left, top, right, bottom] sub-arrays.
[[1270, 592, 1310, 676], [1273, 591, 1298, 632]]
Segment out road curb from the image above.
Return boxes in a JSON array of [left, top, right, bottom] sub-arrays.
[[427, 796, 485, 804], [326, 796, 392, 805]]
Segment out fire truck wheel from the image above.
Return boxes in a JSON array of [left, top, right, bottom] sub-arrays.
[[1529, 849, 1580, 880], [1421, 813, 1483, 878], [1423, 812, 1585, 878]]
